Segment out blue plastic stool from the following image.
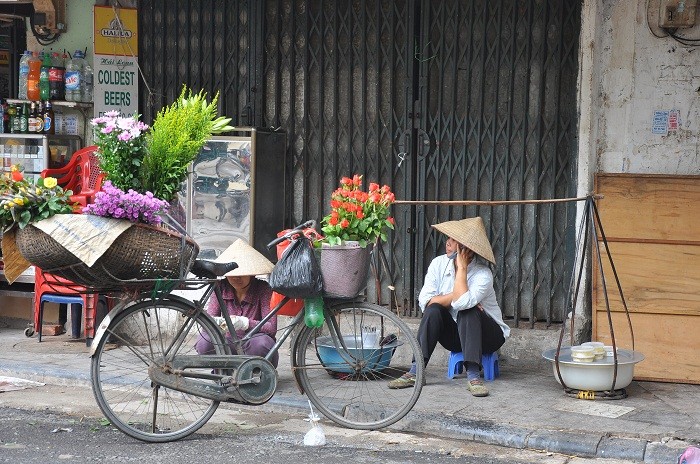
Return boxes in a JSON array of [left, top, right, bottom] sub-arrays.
[[447, 351, 500, 381], [37, 294, 85, 343]]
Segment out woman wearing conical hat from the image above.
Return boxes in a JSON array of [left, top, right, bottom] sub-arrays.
[[194, 239, 279, 367], [388, 217, 510, 396]]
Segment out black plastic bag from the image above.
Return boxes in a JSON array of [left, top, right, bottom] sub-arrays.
[[268, 236, 324, 299]]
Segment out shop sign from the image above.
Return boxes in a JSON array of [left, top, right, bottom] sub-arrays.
[[93, 6, 138, 117]]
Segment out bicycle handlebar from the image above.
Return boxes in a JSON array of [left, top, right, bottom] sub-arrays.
[[266, 220, 317, 249]]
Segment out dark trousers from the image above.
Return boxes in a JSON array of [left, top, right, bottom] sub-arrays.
[[417, 303, 505, 367]]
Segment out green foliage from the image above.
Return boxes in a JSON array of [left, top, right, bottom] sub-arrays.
[[142, 86, 233, 201]]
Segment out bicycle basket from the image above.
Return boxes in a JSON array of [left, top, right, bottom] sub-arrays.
[[15, 222, 198, 289]]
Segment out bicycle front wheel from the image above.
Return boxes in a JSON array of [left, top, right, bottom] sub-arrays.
[[294, 301, 424, 430], [91, 299, 227, 442]]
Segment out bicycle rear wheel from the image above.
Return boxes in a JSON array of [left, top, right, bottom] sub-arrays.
[[91, 299, 227, 442], [293, 301, 424, 429]]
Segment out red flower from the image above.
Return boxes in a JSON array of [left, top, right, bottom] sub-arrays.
[[321, 174, 396, 246], [11, 170, 23, 182], [388, 217, 395, 225]]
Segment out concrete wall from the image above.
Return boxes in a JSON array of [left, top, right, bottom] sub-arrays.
[[586, 0, 700, 177], [573, 0, 699, 340]]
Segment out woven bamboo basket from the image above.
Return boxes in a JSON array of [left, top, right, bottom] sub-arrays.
[[15, 222, 199, 289]]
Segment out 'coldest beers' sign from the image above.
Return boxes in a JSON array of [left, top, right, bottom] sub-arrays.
[[93, 6, 138, 117]]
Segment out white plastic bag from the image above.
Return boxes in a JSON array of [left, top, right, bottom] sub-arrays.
[[303, 424, 326, 446], [303, 401, 325, 446]]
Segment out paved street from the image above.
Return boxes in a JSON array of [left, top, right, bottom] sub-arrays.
[[0, 386, 638, 464]]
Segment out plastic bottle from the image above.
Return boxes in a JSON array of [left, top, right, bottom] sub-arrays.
[[26, 53, 41, 101], [81, 62, 93, 103], [64, 50, 85, 102], [43, 101, 55, 134], [39, 52, 51, 101], [18, 51, 32, 99], [49, 52, 65, 101], [303, 297, 325, 328]]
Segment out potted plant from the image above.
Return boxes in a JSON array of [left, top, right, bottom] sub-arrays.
[[317, 174, 396, 298]]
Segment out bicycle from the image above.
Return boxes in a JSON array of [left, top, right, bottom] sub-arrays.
[[88, 220, 425, 443]]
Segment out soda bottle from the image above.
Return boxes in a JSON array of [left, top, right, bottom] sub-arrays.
[[64, 50, 85, 102], [18, 50, 32, 99], [39, 52, 51, 101], [43, 101, 55, 134], [49, 52, 65, 101], [26, 53, 41, 101], [303, 297, 325, 328]]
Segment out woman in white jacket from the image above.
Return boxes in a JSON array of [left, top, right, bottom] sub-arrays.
[[388, 217, 509, 397]]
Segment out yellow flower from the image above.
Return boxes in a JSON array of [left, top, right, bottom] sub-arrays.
[[10, 165, 19, 172], [35, 188, 42, 195], [43, 177, 58, 188], [13, 197, 24, 206]]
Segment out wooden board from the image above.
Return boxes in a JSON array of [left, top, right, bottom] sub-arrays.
[[593, 241, 700, 316], [594, 312, 700, 384], [595, 174, 700, 242], [593, 174, 700, 384]]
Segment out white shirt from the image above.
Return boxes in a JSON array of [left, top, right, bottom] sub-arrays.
[[418, 254, 510, 338]]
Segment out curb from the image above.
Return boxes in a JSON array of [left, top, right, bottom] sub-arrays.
[[0, 363, 692, 463], [399, 411, 690, 464]]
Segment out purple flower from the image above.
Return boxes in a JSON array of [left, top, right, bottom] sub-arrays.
[[83, 181, 169, 225], [117, 131, 133, 142]]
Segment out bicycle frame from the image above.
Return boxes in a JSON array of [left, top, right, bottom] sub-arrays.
[[88, 275, 360, 402]]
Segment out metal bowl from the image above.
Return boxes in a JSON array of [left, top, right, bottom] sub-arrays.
[[542, 347, 645, 391]]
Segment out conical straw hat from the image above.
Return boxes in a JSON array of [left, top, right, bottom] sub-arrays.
[[432, 217, 495, 264], [215, 239, 274, 276]]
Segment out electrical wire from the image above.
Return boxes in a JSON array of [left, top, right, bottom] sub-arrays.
[[665, 29, 700, 46], [646, 0, 669, 38], [29, 12, 60, 46]]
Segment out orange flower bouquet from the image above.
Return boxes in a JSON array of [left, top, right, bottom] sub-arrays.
[[320, 174, 395, 248]]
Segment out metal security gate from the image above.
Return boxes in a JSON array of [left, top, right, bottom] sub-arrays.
[[412, 1, 581, 325], [138, 0, 580, 326]]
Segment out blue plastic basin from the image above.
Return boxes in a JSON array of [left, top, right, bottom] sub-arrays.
[[315, 335, 398, 374]]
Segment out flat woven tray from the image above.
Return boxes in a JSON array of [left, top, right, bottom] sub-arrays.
[[15, 222, 199, 290]]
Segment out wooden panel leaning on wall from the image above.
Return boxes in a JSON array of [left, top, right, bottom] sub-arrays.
[[593, 174, 700, 384]]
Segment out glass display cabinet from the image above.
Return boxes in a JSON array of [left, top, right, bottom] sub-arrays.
[[177, 128, 287, 261]]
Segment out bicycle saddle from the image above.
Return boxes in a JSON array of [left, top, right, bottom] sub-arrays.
[[190, 260, 238, 279]]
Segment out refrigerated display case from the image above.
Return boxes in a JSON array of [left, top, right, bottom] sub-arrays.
[[177, 128, 287, 260], [0, 133, 83, 179]]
